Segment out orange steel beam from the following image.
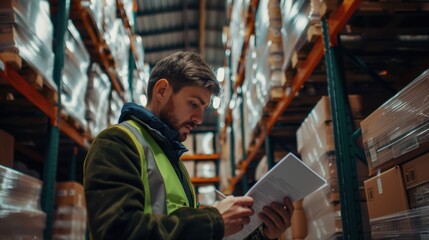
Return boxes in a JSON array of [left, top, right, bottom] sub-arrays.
[[0, 63, 88, 149], [181, 153, 220, 161], [266, 0, 362, 132], [0, 63, 55, 118], [59, 120, 88, 148], [191, 177, 221, 184]]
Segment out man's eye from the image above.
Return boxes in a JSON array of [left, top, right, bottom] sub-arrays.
[[190, 102, 198, 108]]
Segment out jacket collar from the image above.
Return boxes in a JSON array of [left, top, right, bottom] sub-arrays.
[[118, 103, 188, 159]]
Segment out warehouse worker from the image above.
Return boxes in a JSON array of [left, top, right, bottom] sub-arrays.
[[84, 51, 294, 239]]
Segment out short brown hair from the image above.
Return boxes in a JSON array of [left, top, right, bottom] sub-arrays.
[[147, 51, 221, 103]]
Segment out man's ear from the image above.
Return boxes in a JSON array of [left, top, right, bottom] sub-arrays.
[[152, 79, 171, 103]]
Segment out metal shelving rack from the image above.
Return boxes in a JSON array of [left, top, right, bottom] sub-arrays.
[[228, 0, 362, 190], [0, 0, 139, 238], [222, 0, 365, 238]]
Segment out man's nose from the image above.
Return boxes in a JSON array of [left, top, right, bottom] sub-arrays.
[[192, 109, 204, 125]]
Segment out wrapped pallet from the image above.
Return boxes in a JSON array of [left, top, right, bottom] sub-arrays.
[[0, 0, 55, 89], [370, 205, 429, 239], [86, 63, 111, 138], [255, 0, 284, 93], [361, 69, 429, 176], [229, 0, 250, 76], [296, 95, 372, 239], [108, 19, 131, 99], [62, 20, 90, 131], [108, 90, 124, 126], [0, 165, 46, 239]]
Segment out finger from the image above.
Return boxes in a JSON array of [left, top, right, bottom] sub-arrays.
[[283, 197, 294, 215], [242, 216, 251, 225], [270, 203, 291, 228], [258, 211, 277, 231], [236, 196, 254, 207], [262, 205, 284, 230], [236, 206, 255, 218], [272, 202, 291, 228]]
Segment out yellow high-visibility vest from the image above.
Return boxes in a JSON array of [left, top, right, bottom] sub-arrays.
[[115, 120, 196, 214]]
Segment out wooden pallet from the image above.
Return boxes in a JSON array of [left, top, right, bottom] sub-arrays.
[[0, 52, 58, 104], [60, 109, 89, 137]]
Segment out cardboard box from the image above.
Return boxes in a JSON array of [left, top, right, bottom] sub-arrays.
[[0, 129, 14, 168], [408, 181, 429, 209], [401, 151, 429, 190], [309, 95, 369, 128], [364, 166, 409, 220], [297, 119, 362, 156], [55, 182, 86, 208], [301, 152, 369, 181]]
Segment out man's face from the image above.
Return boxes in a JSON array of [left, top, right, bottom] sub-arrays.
[[159, 85, 212, 142]]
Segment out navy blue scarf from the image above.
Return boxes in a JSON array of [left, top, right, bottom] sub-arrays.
[[118, 103, 188, 159]]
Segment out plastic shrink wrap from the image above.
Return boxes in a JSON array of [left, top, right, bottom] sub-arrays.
[[229, 0, 250, 76], [133, 35, 145, 72], [120, 0, 135, 28], [371, 205, 429, 239], [255, 0, 283, 88], [62, 20, 90, 130], [109, 19, 130, 98], [0, 0, 55, 89], [53, 206, 87, 240], [361, 69, 429, 173], [232, 93, 244, 164], [86, 63, 111, 138], [109, 90, 124, 126], [296, 96, 371, 239], [0, 165, 46, 239], [131, 35, 149, 105]]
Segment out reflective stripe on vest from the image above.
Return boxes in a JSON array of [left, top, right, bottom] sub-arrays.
[[115, 120, 196, 215]]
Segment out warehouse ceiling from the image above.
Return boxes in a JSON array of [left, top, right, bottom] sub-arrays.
[[135, 0, 227, 70], [135, 0, 227, 131]]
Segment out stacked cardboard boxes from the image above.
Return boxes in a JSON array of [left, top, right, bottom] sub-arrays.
[[294, 95, 372, 239], [54, 182, 87, 240], [362, 70, 429, 239]]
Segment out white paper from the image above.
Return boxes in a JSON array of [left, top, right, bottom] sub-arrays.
[[225, 153, 327, 240]]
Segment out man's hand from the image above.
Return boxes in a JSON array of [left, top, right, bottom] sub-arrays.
[[213, 196, 255, 236], [258, 197, 294, 239]]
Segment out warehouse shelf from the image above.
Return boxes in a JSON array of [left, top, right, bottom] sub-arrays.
[[0, 62, 89, 149], [191, 177, 221, 185], [181, 153, 220, 161], [228, 0, 362, 192], [69, 0, 125, 99]]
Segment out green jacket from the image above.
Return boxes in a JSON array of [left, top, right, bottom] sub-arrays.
[[84, 103, 269, 240], [84, 116, 224, 240]]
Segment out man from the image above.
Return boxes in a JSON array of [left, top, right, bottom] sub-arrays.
[[84, 51, 294, 239]]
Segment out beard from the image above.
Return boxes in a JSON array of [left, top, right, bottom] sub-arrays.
[[158, 96, 193, 142]]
